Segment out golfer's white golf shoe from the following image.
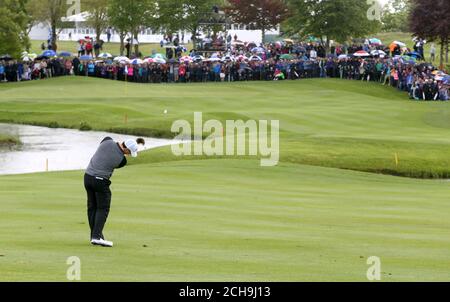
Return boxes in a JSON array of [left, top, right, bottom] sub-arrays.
[[91, 238, 113, 247]]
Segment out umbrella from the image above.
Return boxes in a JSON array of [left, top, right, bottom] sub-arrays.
[[353, 50, 370, 57], [153, 57, 166, 64], [221, 55, 235, 62], [235, 55, 248, 61], [151, 53, 167, 60], [131, 58, 144, 65], [369, 38, 382, 45], [401, 55, 416, 63], [58, 51, 72, 57], [231, 41, 245, 46], [393, 41, 406, 47], [193, 55, 205, 62], [0, 55, 13, 61], [443, 75, 450, 85], [280, 54, 294, 60], [22, 57, 31, 62], [247, 42, 257, 48], [28, 53, 38, 60], [432, 70, 446, 76], [371, 50, 386, 56], [284, 39, 294, 44], [113, 56, 130, 63], [179, 56, 193, 63], [407, 51, 422, 59], [98, 53, 113, 59], [251, 47, 265, 53], [42, 50, 57, 57], [80, 55, 93, 61], [338, 54, 348, 60], [144, 58, 155, 64], [249, 55, 262, 61], [206, 57, 221, 62]]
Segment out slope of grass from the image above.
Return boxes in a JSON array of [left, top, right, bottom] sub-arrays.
[[0, 76, 449, 178], [0, 159, 449, 281]]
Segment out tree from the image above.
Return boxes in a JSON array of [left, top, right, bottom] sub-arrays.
[[157, 0, 222, 49], [0, 0, 30, 57], [27, 0, 67, 51], [284, 0, 382, 53], [226, 0, 289, 43], [84, 0, 110, 42], [381, 0, 411, 32], [409, 0, 450, 69], [107, 0, 156, 57]]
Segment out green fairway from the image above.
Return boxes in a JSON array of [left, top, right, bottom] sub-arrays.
[[0, 77, 449, 178], [0, 76, 449, 281], [0, 160, 449, 281]]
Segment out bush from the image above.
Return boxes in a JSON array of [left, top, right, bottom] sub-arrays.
[[79, 122, 92, 131], [48, 121, 60, 128]]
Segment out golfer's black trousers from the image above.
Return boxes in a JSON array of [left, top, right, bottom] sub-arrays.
[[84, 173, 112, 240]]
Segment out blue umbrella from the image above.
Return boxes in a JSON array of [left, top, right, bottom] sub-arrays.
[[407, 51, 423, 59], [251, 47, 265, 53], [42, 50, 57, 57], [443, 75, 450, 85], [80, 55, 93, 61], [58, 51, 72, 57]]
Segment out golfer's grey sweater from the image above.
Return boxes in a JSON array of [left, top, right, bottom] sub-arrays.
[[86, 137, 127, 179]]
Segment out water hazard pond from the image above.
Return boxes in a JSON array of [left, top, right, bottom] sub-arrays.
[[0, 123, 178, 175]]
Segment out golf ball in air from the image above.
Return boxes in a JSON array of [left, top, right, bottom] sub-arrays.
[[164, 109, 168, 114]]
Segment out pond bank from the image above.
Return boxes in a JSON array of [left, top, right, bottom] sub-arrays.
[[0, 123, 180, 175]]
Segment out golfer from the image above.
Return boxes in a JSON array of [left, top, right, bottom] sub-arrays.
[[84, 137, 145, 247]]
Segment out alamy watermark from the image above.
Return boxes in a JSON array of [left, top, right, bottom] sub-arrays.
[[367, 0, 382, 21], [171, 112, 280, 167], [366, 256, 381, 281], [66, 0, 81, 18], [66, 256, 81, 281]]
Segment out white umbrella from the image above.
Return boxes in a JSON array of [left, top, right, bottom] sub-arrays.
[[193, 55, 205, 62], [353, 50, 370, 57], [393, 41, 407, 47], [114, 56, 130, 63], [98, 53, 113, 59], [371, 50, 386, 56], [249, 55, 262, 61], [206, 57, 221, 62], [338, 54, 348, 60]]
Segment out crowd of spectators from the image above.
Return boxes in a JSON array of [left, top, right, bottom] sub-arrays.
[[1, 38, 448, 101]]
